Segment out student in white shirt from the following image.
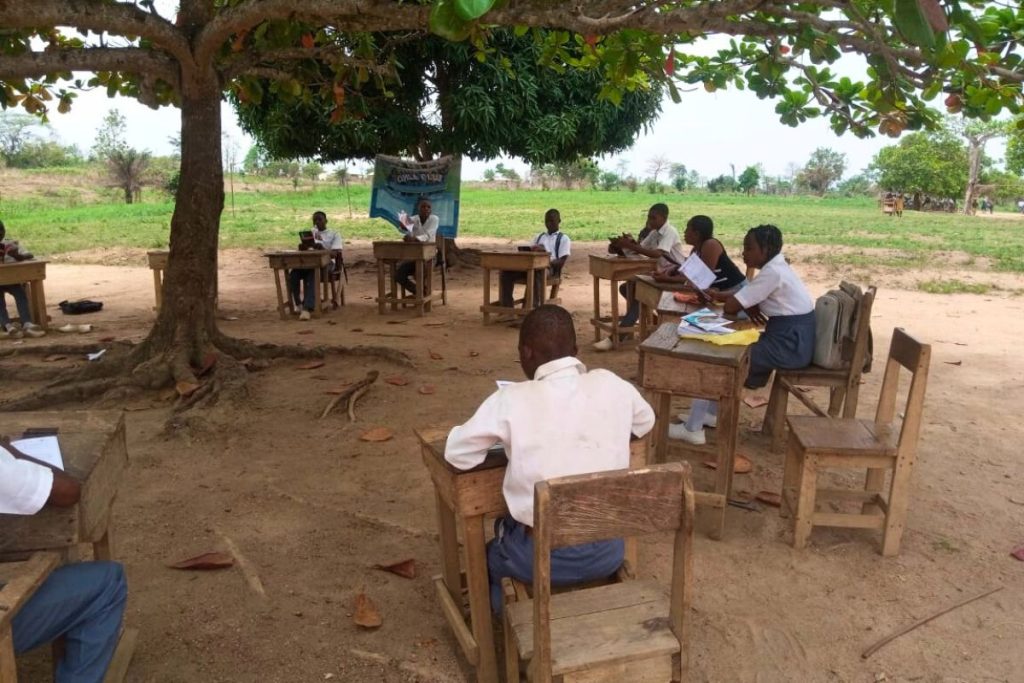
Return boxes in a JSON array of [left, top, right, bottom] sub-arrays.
[[289, 211, 344, 320], [672, 224, 816, 444], [396, 198, 441, 296], [0, 440, 127, 682], [445, 305, 656, 612], [498, 208, 570, 307], [596, 203, 684, 351]]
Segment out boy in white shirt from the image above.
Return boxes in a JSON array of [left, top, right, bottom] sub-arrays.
[[396, 198, 440, 296], [1, 438, 127, 682], [445, 305, 656, 611], [498, 208, 570, 308], [595, 203, 684, 350], [289, 211, 343, 321]]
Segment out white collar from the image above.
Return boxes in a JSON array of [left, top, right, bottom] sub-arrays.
[[533, 356, 586, 381]]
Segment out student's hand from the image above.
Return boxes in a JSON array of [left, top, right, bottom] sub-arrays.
[[652, 271, 682, 283], [403, 234, 417, 243], [530, 245, 545, 252], [745, 304, 768, 326], [298, 242, 309, 251], [704, 289, 728, 303]]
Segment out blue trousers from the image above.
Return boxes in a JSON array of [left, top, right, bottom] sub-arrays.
[[0, 284, 33, 326], [618, 281, 640, 328], [287, 269, 317, 312], [12, 561, 127, 683], [487, 517, 624, 613]]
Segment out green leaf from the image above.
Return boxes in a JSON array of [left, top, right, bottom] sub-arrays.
[[429, 0, 471, 42], [454, 0, 497, 22], [894, 0, 935, 48]]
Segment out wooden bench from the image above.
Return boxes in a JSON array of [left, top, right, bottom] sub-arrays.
[[479, 251, 550, 324], [373, 241, 440, 316], [264, 250, 331, 320]]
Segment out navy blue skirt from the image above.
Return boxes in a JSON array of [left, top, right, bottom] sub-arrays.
[[747, 310, 816, 389]]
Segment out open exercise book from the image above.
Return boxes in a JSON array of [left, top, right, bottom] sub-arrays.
[[0, 435, 64, 470], [678, 307, 734, 336], [677, 252, 716, 292]]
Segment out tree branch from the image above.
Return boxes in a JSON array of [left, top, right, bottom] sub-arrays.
[[0, 47, 178, 91], [221, 48, 393, 82], [0, 0, 193, 68]]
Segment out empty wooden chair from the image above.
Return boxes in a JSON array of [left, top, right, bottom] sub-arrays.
[[503, 463, 695, 683], [781, 328, 931, 556], [320, 249, 345, 309], [764, 284, 876, 452]]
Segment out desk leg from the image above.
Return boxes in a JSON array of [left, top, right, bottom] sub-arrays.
[[93, 525, 115, 562], [523, 268, 534, 315], [712, 395, 740, 541], [29, 280, 48, 330], [273, 268, 288, 320], [434, 490, 461, 604], [482, 268, 491, 325], [152, 269, 163, 313], [592, 275, 601, 342], [463, 514, 498, 683], [376, 260, 386, 314], [312, 267, 323, 318], [424, 259, 434, 313], [1, 623, 17, 682], [654, 391, 671, 464], [389, 261, 398, 311], [539, 268, 548, 306], [610, 278, 620, 348], [415, 259, 426, 317]]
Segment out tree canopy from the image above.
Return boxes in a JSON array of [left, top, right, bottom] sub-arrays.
[[870, 129, 969, 198], [234, 29, 663, 165], [798, 147, 847, 195]]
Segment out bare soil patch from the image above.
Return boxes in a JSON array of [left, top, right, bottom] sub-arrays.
[[5, 240, 1022, 682]]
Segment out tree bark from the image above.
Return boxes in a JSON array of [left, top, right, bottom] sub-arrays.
[[963, 136, 982, 216]]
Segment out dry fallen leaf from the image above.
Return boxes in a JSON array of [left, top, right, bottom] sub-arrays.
[[325, 383, 353, 395], [384, 376, 408, 386], [743, 395, 769, 409], [168, 551, 234, 570], [196, 352, 218, 377], [418, 385, 436, 395], [297, 361, 325, 370], [354, 593, 382, 628], [99, 336, 115, 342], [360, 427, 394, 442], [469, 351, 479, 357], [297, 329, 314, 335], [175, 381, 201, 398], [429, 350, 443, 360], [423, 321, 447, 327], [755, 491, 782, 507], [351, 328, 364, 332], [702, 454, 752, 474], [373, 558, 416, 579], [43, 354, 67, 362]]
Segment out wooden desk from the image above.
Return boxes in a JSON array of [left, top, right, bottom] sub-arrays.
[[589, 255, 656, 349], [264, 250, 331, 320], [639, 323, 750, 540], [418, 429, 648, 683], [634, 274, 693, 341], [478, 252, 550, 324], [0, 261, 49, 330], [373, 241, 439, 316], [0, 411, 128, 561], [147, 250, 168, 312]]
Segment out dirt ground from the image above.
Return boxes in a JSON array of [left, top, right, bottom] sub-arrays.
[[4, 239, 1023, 683]]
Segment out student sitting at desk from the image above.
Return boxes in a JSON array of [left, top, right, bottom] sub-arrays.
[[445, 304, 656, 612], [0, 221, 46, 339], [671, 224, 815, 444], [396, 198, 440, 297], [653, 214, 746, 297], [595, 203, 685, 351], [1, 438, 127, 683], [498, 208, 570, 308], [289, 211, 343, 321]]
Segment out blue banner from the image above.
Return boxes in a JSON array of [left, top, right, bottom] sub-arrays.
[[369, 155, 461, 238]]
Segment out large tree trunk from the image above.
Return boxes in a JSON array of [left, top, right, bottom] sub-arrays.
[[963, 137, 982, 216]]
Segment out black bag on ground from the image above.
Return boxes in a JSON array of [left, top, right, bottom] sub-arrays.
[[58, 299, 103, 315]]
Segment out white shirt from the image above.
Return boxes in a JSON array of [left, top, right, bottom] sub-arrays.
[[0, 446, 53, 515], [445, 357, 655, 526], [408, 215, 439, 243], [639, 221, 686, 273], [533, 231, 570, 262], [313, 228, 343, 251], [734, 253, 814, 317]]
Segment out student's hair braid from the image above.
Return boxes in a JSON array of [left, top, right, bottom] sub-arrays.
[[747, 224, 783, 261]]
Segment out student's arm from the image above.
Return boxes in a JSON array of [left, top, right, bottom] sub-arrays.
[[444, 391, 509, 471], [711, 268, 780, 321], [628, 384, 657, 439], [48, 471, 81, 507], [698, 240, 723, 271]]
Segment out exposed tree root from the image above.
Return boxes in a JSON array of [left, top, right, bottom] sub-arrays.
[[0, 333, 411, 419], [320, 370, 378, 420]]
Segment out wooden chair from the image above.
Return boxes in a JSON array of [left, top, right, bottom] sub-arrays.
[[546, 275, 561, 304], [763, 284, 876, 452], [502, 463, 695, 683], [781, 328, 931, 556], [320, 249, 345, 309]]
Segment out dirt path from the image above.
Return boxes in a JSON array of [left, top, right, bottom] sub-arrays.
[[5, 240, 1023, 682]]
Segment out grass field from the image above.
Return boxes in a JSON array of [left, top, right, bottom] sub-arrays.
[[2, 177, 1022, 272]]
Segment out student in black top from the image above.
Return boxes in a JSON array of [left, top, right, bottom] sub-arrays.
[[653, 214, 746, 294]]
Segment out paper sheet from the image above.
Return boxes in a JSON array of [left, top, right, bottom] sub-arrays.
[[678, 253, 716, 291], [9, 435, 64, 470]]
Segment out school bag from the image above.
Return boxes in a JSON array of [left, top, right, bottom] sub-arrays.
[[812, 282, 871, 371], [58, 299, 104, 315]]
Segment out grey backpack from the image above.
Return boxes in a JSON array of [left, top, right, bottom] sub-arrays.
[[813, 282, 869, 370]]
